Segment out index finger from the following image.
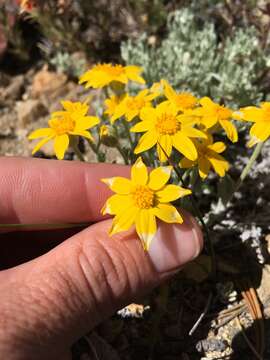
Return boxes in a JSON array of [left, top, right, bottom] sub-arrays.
[[0, 157, 130, 225]]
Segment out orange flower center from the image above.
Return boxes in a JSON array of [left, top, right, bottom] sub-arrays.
[[49, 115, 75, 135], [156, 113, 180, 135], [107, 64, 125, 77], [132, 185, 154, 209], [216, 105, 231, 120], [175, 93, 196, 109]]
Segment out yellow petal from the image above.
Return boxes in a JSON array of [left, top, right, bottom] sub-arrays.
[[74, 116, 99, 131], [53, 134, 69, 160], [110, 206, 139, 236], [131, 157, 148, 185], [130, 120, 154, 133], [250, 121, 270, 142], [140, 107, 156, 122], [181, 126, 207, 139], [179, 158, 195, 168], [198, 157, 211, 179], [153, 203, 183, 224], [157, 184, 191, 202], [172, 132, 198, 160], [207, 153, 229, 177], [241, 107, 263, 122], [134, 130, 158, 154], [101, 194, 133, 215], [148, 166, 172, 191], [135, 209, 156, 250], [102, 177, 132, 194], [219, 120, 238, 143], [199, 97, 215, 108], [200, 116, 218, 128], [207, 141, 226, 153], [157, 135, 172, 162], [71, 130, 94, 141], [32, 136, 53, 154], [125, 65, 145, 84], [28, 128, 54, 139]]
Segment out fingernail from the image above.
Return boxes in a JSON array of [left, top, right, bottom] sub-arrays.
[[148, 214, 203, 273]]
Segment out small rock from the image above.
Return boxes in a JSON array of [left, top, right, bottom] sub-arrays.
[[31, 66, 67, 99], [16, 99, 47, 127], [2, 75, 25, 101]]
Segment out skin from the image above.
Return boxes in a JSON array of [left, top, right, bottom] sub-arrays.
[[0, 157, 203, 360]]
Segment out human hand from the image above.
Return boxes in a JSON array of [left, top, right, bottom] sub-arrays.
[[0, 157, 203, 360]]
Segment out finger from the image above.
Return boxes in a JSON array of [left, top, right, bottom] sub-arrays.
[[0, 157, 129, 224], [0, 213, 203, 359]]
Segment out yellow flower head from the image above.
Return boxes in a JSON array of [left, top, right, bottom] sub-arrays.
[[110, 89, 157, 123], [237, 102, 270, 147], [131, 101, 207, 162], [104, 95, 123, 118], [102, 157, 191, 250], [79, 63, 145, 89], [28, 100, 100, 159], [162, 80, 198, 111], [195, 97, 238, 143], [180, 134, 229, 179]]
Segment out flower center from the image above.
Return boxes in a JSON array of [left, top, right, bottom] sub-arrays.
[[132, 185, 154, 209], [156, 113, 180, 135], [175, 93, 196, 109], [49, 115, 75, 135], [216, 105, 231, 120], [108, 64, 125, 77]]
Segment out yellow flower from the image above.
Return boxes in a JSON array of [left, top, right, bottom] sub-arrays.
[[104, 95, 123, 118], [237, 102, 270, 147], [79, 63, 145, 89], [195, 97, 238, 143], [180, 134, 229, 179], [162, 80, 198, 111], [28, 101, 100, 159], [110, 89, 157, 123], [131, 101, 207, 162], [102, 157, 191, 250]]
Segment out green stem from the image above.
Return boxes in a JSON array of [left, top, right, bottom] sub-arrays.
[[116, 144, 129, 165], [226, 142, 264, 205], [123, 121, 134, 149], [72, 143, 85, 162], [0, 222, 90, 230]]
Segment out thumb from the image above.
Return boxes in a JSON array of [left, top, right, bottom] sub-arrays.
[[0, 213, 203, 359]]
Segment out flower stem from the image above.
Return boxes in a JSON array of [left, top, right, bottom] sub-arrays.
[[123, 121, 135, 149], [116, 144, 129, 165], [72, 143, 85, 162], [225, 142, 264, 205]]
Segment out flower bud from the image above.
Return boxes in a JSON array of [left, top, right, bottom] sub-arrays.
[[99, 125, 118, 147]]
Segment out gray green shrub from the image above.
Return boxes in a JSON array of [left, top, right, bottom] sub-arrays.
[[121, 7, 270, 107]]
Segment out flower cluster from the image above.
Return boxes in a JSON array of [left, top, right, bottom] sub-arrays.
[[28, 63, 270, 249]]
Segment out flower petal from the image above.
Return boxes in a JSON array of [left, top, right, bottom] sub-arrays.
[[131, 157, 148, 185], [71, 130, 94, 140], [250, 121, 270, 142], [198, 156, 211, 179], [102, 177, 132, 194], [130, 120, 154, 133], [32, 136, 53, 154], [110, 206, 139, 236], [172, 132, 198, 160], [157, 184, 191, 202], [181, 126, 207, 139], [241, 107, 264, 122], [135, 209, 156, 250], [157, 134, 173, 162], [148, 166, 172, 191], [179, 158, 195, 168], [134, 130, 158, 154], [75, 116, 100, 130], [28, 128, 54, 139], [54, 134, 69, 160], [219, 120, 238, 143], [153, 203, 183, 224], [139, 107, 156, 122], [207, 152, 229, 177], [101, 194, 133, 215], [207, 141, 226, 153]]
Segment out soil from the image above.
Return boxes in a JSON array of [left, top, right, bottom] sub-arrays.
[[1, 65, 270, 360]]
